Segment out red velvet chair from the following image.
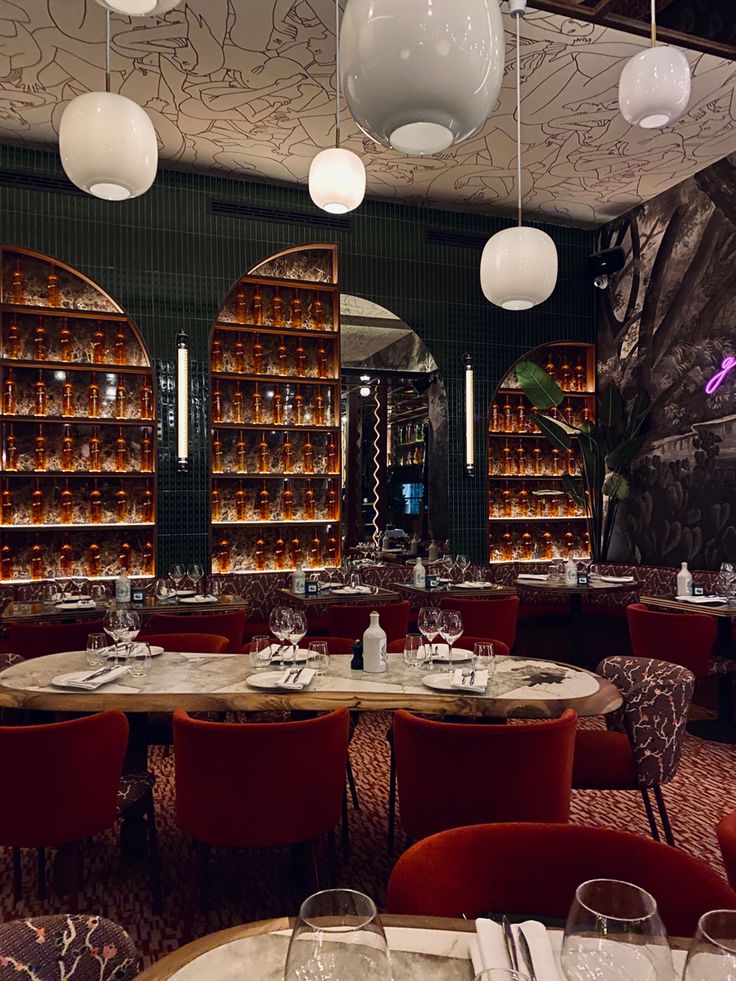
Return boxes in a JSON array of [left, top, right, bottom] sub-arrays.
[[438, 596, 520, 649], [139, 631, 229, 653], [7, 619, 105, 659], [326, 601, 410, 643], [296, 636, 357, 655], [146, 610, 246, 653], [392, 708, 576, 844], [626, 603, 715, 677], [387, 636, 510, 657], [716, 810, 736, 890], [0, 712, 160, 912], [173, 706, 349, 935], [387, 823, 736, 937]]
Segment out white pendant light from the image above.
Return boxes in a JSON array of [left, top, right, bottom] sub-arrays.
[[94, 0, 181, 14], [480, 0, 557, 311], [309, 0, 365, 213], [59, 10, 158, 200], [340, 0, 504, 156], [618, 0, 690, 128]]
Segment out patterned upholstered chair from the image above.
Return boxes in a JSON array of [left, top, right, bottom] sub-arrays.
[[0, 915, 139, 981], [573, 656, 695, 846], [0, 652, 24, 671]]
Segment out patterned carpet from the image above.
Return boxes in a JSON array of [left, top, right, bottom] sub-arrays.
[[1, 706, 735, 968]]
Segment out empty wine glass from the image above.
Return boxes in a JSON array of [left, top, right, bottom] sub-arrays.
[[155, 577, 173, 603], [269, 606, 294, 662], [187, 563, 203, 594], [403, 634, 425, 671], [684, 910, 736, 980], [561, 879, 675, 981], [456, 554, 470, 582], [103, 608, 126, 655], [418, 606, 442, 667], [439, 610, 463, 667], [286, 608, 308, 660], [117, 610, 141, 665], [284, 889, 392, 981], [169, 564, 185, 593], [441, 554, 453, 581]]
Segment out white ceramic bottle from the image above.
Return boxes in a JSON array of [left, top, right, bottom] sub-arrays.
[[363, 610, 387, 673], [676, 561, 693, 597], [292, 562, 306, 593], [565, 557, 578, 585], [413, 556, 426, 588], [115, 570, 131, 604]]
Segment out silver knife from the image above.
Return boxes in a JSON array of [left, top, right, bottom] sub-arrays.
[[518, 928, 537, 981], [502, 916, 519, 974]]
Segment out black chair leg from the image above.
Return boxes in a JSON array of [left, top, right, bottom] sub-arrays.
[[387, 740, 397, 854], [37, 847, 46, 901], [640, 788, 661, 842], [653, 786, 675, 847], [327, 830, 337, 887], [67, 842, 80, 914], [346, 755, 360, 811], [13, 847, 21, 902]]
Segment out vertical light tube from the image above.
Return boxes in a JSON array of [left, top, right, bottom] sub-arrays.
[[177, 331, 189, 472], [464, 353, 474, 476]]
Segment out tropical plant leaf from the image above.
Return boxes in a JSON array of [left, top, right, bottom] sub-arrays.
[[599, 383, 623, 431], [515, 361, 564, 410], [603, 473, 630, 499], [530, 413, 572, 452], [562, 472, 587, 510], [605, 435, 647, 472]]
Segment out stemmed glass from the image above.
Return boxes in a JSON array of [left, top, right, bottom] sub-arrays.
[[187, 563, 203, 595], [71, 575, 88, 598], [169, 564, 185, 593], [118, 610, 141, 663], [269, 606, 294, 662], [561, 879, 675, 980], [439, 610, 463, 667], [284, 889, 392, 981], [441, 554, 453, 582], [286, 608, 307, 661], [456, 555, 470, 582], [685, 910, 736, 979], [417, 606, 442, 667], [103, 608, 126, 656]]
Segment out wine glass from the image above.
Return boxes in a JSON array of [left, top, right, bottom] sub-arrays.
[[117, 610, 141, 665], [685, 909, 736, 979], [103, 608, 126, 655], [561, 879, 675, 981], [456, 554, 470, 582], [71, 575, 88, 598], [307, 640, 330, 676], [284, 889, 392, 981], [417, 606, 442, 667], [187, 563, 203, 594], [269, 606, 294, 662], [439, 610, 463, 667], [403, 634, 425, 671], [441, 554, 453, 582], [286, 608, 308, 661], [169, 564, 185, 593], [155, 577, 173, 603]]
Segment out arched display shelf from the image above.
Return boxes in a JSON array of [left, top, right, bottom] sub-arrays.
[[0, 245, 157, 583], [487, 341, 595, 564], [208, 244, 342, 574]]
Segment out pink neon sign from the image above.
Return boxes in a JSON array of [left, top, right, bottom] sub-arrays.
[[705, 356, 736, 395]]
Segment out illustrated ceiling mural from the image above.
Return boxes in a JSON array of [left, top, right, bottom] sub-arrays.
[[0, 0, 735, 226]]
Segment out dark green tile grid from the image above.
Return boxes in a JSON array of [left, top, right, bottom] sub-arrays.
[[0, 144, 595, 565]]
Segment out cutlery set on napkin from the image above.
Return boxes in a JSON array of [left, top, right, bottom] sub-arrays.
[[456, 581, 494, 589], [471, 916, 560, 980], [677, 595, 727, 605], [275, 667, 315, 690], [51, 665, 130, 690], [451, 669, 489, 693], [517, 574, 549, 582]]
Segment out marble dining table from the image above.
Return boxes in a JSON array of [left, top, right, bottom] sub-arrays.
[[0, 650, 622, 719]]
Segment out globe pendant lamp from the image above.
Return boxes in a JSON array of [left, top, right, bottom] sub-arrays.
[[618, 0, 690, 128], [309, 0, 365, 213], [340, 0, 504, 156], [59, 10, 157, 200], [94, 0, 181, 14], [480, 0, 557, 310]]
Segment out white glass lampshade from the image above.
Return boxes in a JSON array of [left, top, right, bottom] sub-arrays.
[[59, 91, 158, 200], [340, 0, 504, 155], [618, 46, 691, 128], [94, 0, 181, 13], [480, 226, 558, 310], [309, 147, 366, 213]]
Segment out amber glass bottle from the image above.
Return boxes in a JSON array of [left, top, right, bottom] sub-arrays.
[[235, 481, 247, 521], [254, 537, 267, 571], [88, 427, 102, 472], [541, 531, 554, 560], [34, 425, 47, 472], [1, 484, 12, 525], [251, 383, 263, 425], [114, 325, 127, 365], [302, 437, 314, 474], [235, 287, 247, 325], [141, 486, 154, 523], [212, 433, 224, 473], [531, 446, 543, 476], [272, 385, 285, 425], [61, 379, 75, 417], [46, 267, 60, 307], [211, 334, 224, 372], [10, 260, 25, 305], [314, 387, 326, 427], [316, 342, 329, 379], [212, 382, 224, 423], [271, 288, 283, 327], [118, 542, 132, 572], [34, 370, 47, 417], [252, 334, 264, 374], [544, 352, 557, 382], [87, 373, 101, 418], [303, 480, 316, 520], [326, 435, 338, 473], [289, 531, 303, 569], [4, 426, 18, 471], [257, 432, 270, 473], [142, 540, 154, 575], [517, 487, 530, 516], [217, 536, 231, 575], [290, 292, 303, 329], [309, 533, 322, 567], [5, 316, 21, 359], [2, 368, 16, 414], [0, 544, 13, 580], [233, 334, 246, 374], [502, 487, 512, 518], [31, 479, 44, 525], [325, 534, 338, 566], [281, 432, 293, 473], [59, 542, 74, 577], [501, 533, 514, 562], [232, 384, 244, 424], [560, 353, 572, 391], [141, 428, 154, 473], [326, 480, 339, 520], [293, 386, 305, 425], [310, 295, 324, 329], [235, 431, 247, 473], [115, 481, 128, 522], [295, 340, 306, 377], [250, 286, 264, 326], [86, 542, 101, 578], [281, 479, 294, 520], [140, 379, 154, 420], [258, 481, 270, 521], [60, 481, 73, 524], [520, 531, 534, 561], [115, 427, 129, 471], [211, 485, 222, 522], [58, 318, 72, 362], [574, 355, 586, 393], [30, 543, 44, 580], [115, 377, 128, 418], [34, 318, 48, 361], [274, 535, 286, 570], [89, 481, 103, 524], [92, 324, 106, 364]]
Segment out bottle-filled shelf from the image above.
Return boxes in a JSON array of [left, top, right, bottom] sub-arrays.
[[488, 515, 588, 522], [1, 304, 128, 323], [211, 371, 339, 385], [2, 521, 153, 530], [212, 422, 340, 433], [213, 518, 337, 527], [1, 359, 151, 375], [2, 415, 154, 426]]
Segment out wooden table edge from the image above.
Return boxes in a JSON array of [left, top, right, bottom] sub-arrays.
[[640, 594, 736, 616]]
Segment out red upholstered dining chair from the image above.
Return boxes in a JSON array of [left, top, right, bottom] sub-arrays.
[[626, 603, 715, 676], [295, 636, 357, 655], [173, 706, 349, 935], [0, 712, 160, 912], [438, 596, 520, 649], [387, 636, 510, 657], [139, 631, 229, 653], [326, 601, 410, 642], [7, 619, 105, 659], [391, 708, 576, 847], [387, 823, 736, 937], [573, 656, 694, 847], [716, 810, 736, 890], [146, 610, 246, 653]]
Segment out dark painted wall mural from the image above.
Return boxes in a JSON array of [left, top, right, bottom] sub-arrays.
[[598, 154, 736, 570]]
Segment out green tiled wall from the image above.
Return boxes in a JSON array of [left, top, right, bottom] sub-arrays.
[[0, 144, 595, 565]]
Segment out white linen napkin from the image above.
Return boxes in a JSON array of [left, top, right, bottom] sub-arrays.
[[276, 668, 315, 690], [517, 573, 549, 581], [457, 581, 493, 589], [177, 594, 218, 603], [334, 585, 372, 594], [51, 666, 129, 690], [472, 918, 562, 981], [471, 919, 510, 973], [515, 920, 563, 981], [599, 575, 636, 584], [677, 595, 726, 605], [451, 669, 488, 693]]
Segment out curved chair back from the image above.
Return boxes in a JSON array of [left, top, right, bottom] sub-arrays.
[[302, 636, 356, 655], [146, 610, 246, 653], [8, 619, 105, 659], [387, 635, 510, 657], [598, 656, 695, 786], [0, 712, 128, 847], [438, 596, 520, 648], [0, 914, 139, 981], [387, 822, 736, 937], [717, 811, 736, 891], [327, 601, 410, 643], [393, 708, 576, 839], [626, 603, 715, 678], [174, 707, 349, 848], [139, 631, 229, 654]]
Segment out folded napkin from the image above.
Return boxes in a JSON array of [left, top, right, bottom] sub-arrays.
[[471, 918, 562, 981], [275, 667, 315, 690], [599, 575, 636, 584], [517, 573, 549, 581], [677, 595, 726, 605], [457, 580, 493, 589], [51, 665, 129, 690], [333, 585, 372, 594], [177, 594, 218, 603], [451, 669, 488, 693]]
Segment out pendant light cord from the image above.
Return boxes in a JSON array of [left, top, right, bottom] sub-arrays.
[[651, 0, 657, 46], [105, 8, 111, 93], [515, 11, 522, 227], [334, 0, 341, 148]]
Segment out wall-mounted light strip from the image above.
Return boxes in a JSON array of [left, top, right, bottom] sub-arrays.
[[464, 353, 474, 476], [177, 330, 189, 472]]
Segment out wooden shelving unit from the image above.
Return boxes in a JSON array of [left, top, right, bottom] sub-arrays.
[[0, 246, 157, 582], [208, 244, 342, 574], [487, 342, 595, 563]]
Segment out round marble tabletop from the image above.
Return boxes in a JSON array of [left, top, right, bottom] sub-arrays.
[[0, 651, 621, 719]]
